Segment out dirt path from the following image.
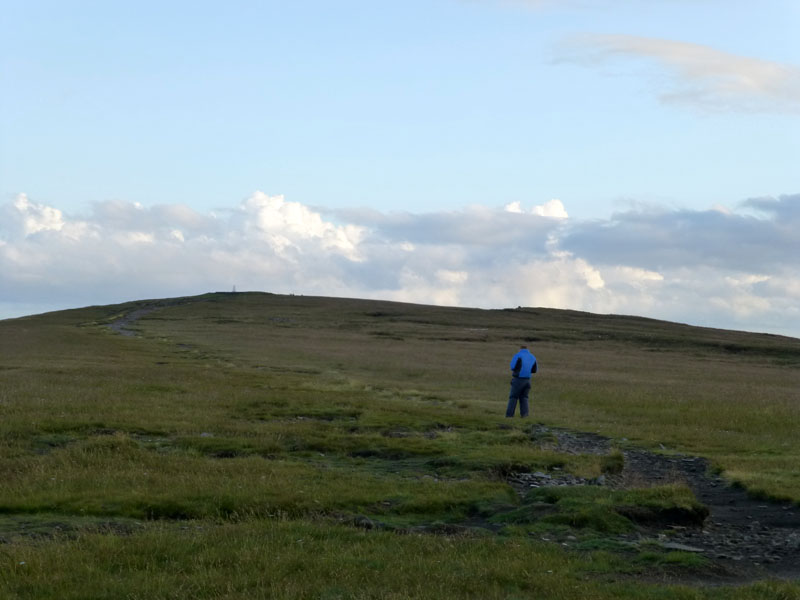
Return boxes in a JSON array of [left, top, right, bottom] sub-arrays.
[[514, 425, 800, 581], [108, 307, 162, 336], [107, 298, 195, 336]]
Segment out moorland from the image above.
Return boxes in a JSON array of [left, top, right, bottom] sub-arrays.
[[1, 291, 799, 599]]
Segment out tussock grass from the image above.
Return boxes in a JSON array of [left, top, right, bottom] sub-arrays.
[[494, 483, 706, 534], [1, 437, 513, 522], [3, 519, 794, 600], [2, 292, 799, 598]]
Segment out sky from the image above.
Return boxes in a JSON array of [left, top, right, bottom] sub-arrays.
[[1, 0, 799, 338]]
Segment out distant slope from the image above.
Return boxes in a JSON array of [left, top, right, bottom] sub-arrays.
[[96, 292, 800, 359], [5, 290, 800, 362]]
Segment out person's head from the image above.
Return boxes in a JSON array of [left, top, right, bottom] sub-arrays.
[[520, 344, 527, 349]]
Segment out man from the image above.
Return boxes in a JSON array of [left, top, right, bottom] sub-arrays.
[[506, 344, 537, 418]]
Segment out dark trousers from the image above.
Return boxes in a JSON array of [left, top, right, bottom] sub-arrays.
[[506, 376, 531, 417]]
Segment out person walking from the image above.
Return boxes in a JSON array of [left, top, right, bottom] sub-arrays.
[[506, 344, 537, 418]]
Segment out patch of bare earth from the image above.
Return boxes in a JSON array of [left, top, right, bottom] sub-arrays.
[[107, 298, 196, 336], [509, 425, 800, 584]]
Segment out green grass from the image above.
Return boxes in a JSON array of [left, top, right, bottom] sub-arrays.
[[6, 520, 800, 600], [1, 291, 799, 598], [494, 483, 709, 534], [3, 520, 798, 600]]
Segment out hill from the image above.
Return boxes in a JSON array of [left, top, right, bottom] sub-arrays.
[[1, 292, 799, 598]]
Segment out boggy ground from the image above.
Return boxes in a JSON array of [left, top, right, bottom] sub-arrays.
[[513, 425, 800, 583]]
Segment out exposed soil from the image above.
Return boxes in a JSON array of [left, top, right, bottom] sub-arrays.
[[107, 298, 195, 336], [108, 307, 161, 336], [511, 425, 800, 583]]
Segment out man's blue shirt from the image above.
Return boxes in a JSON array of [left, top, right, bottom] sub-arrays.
[[510, 348, 537, 378]]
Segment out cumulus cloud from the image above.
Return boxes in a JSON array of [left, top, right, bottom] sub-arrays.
[[0, 192, 365, 308], [504, 199, 569, 219], [241, 192, 365, 262], [11, 194, 66, 235], [1, 192, 799, 338], [556, 34, 800, 114]]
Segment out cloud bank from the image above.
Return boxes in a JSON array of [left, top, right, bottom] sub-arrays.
[[2, 192, 799, 338], [557, 34, 800, 114]]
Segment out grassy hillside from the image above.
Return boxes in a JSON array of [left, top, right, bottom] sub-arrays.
[[1, 292, 798, 599]]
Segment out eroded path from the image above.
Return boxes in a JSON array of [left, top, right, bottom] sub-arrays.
[[107, 298, 196, 336], [514, 426, 800, 581]]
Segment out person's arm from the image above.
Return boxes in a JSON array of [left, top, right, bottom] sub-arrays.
[[532, 359, 538, 374]]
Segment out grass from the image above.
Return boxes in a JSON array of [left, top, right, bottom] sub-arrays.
[[1, 291, 799, 598], [4, 520, 800, 600], [491, 483, 707, 536]]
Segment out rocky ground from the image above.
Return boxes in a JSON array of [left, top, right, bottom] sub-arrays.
[[510, 425, 800, 582]]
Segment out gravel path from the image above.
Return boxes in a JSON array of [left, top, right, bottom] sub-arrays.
[[108, 307, 162, 336], [513, 425, 800, 581], [107, 299, 195, 336]]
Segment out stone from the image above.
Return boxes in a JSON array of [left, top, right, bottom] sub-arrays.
[[353, 515, 374, 530]]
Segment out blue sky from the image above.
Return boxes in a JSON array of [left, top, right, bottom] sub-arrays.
[[2, 1, 799, 337]]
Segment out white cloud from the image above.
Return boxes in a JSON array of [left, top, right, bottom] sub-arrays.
[[243, 192, 364, 261], [382, 268, 466, 307], [436, 269, 469, 284], [558, 34, 800, 114], [579, 259, 605, 290], [10, 193, 65, 236], [533, 199, 569, 219], [1, 192, 799, 338], [504, 199, 569, 219], [710, 276, 773, 319], [617, 266, 664, 285], [711, 204, 732, 215], [119, 232, 156, 245]]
